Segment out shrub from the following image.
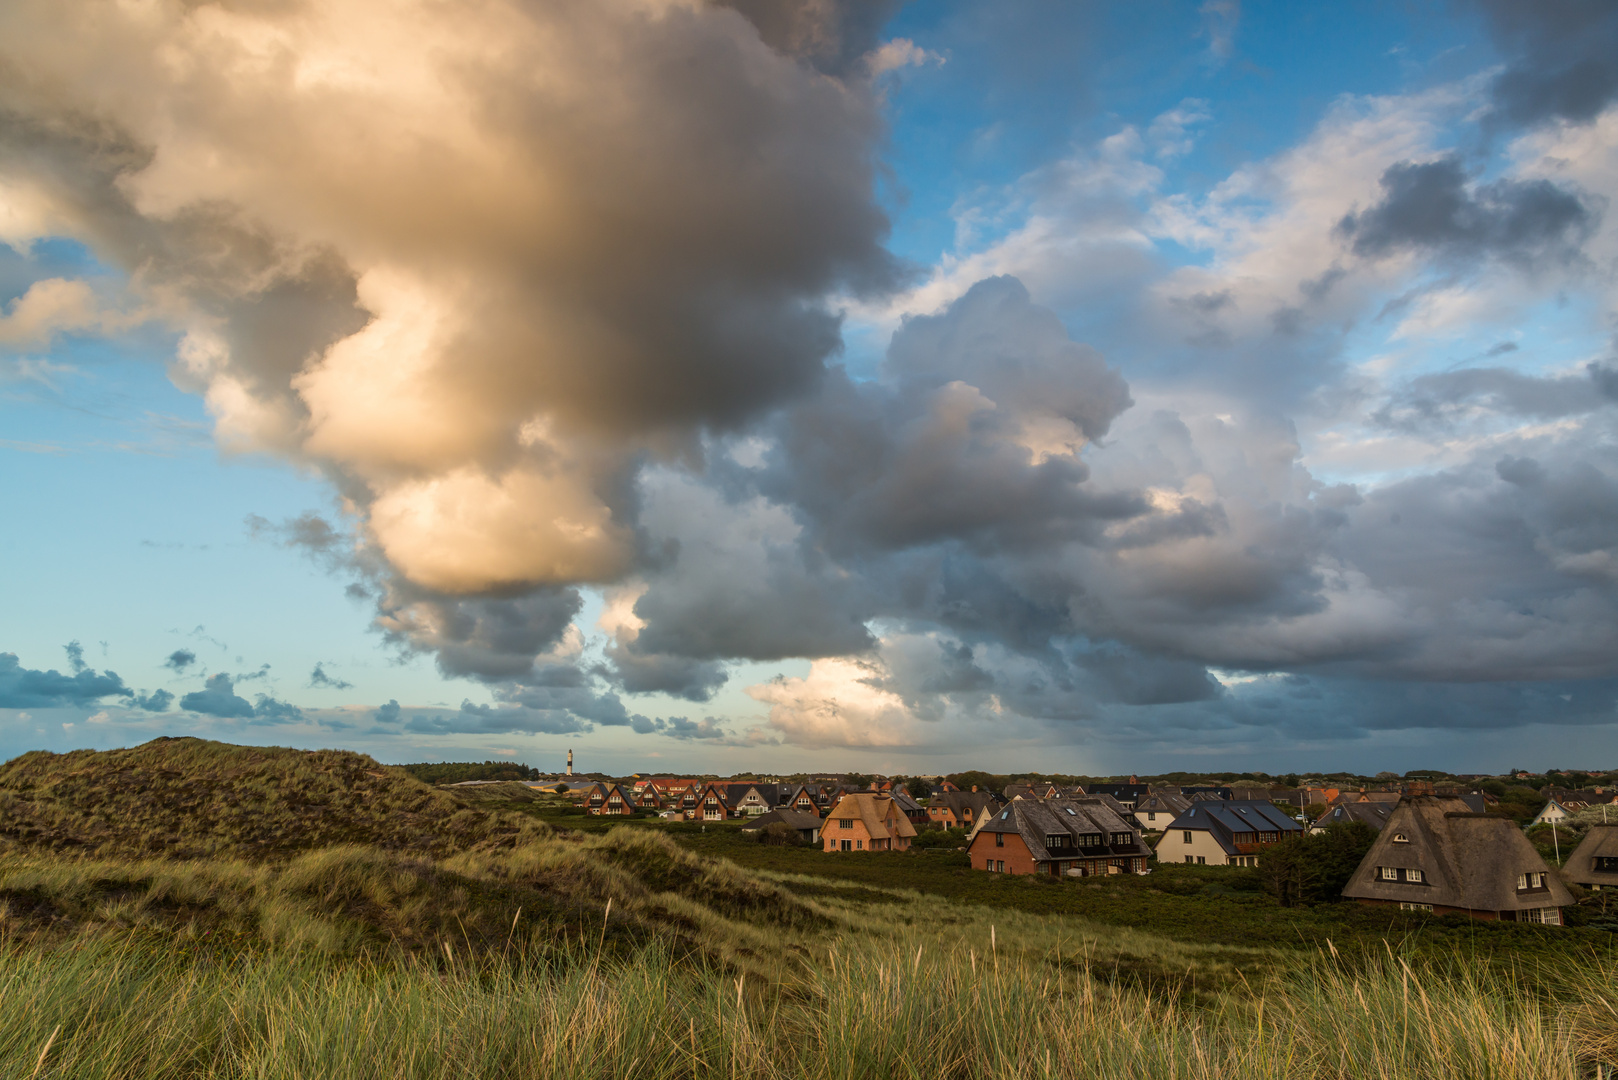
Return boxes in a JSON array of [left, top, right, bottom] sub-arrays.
[[1258, 822, 1377, 907]]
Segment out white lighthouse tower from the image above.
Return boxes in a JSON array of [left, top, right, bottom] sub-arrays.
[[566, 748, 573, 777]]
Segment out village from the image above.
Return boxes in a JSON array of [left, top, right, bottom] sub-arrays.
[[505, 751, 1618, 929]]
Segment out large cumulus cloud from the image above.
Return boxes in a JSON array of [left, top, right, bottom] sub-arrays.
[[0, 0, 902, 601]]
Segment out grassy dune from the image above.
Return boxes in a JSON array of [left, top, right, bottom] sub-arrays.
[[1, 740, 1615, 1078]]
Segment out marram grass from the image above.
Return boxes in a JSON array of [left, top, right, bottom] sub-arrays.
[[0, 927, 1612, 1080]]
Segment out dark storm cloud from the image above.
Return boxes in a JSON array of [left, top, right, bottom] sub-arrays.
[[133, 689, 174, 711], [1467, 0, 1618, 128], [1375, 362, 1618, 430], [763, 277, 1136, 557], [376, 588, 584, 682], [1338, 156, 1593, 267], [178, 672, 304, 723], [179, 673, 256, 718], [164, 649, 197, 673], [601, 642, 729, 702], [715, 0, 904, 76], [0, 650, 131, 708], [308, 663, 353, 691]]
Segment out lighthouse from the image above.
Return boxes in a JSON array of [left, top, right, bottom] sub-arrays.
[[566, 748, 573, 777]]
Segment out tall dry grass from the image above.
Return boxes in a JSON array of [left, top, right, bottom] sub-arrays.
[[0, 920, 1610, 1079]]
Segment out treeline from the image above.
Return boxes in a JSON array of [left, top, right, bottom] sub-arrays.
[[401, 761, 542, 784]]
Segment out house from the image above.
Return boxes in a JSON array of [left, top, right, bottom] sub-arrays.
[[1531, 792, 1613, 826], [632, 783, 663, 811], [1135, 791, 1192, 832], [1162, 800, 1303, 866], [1085, 783, 1150, 809], [1342, 796, 1572, 924], [1563, 824, 1618, 890], [890, 788, 929, 827], [1310, 801, 1393, 833], [586, 783, 636, 816], [775, 783, 824, 817], [968, 797, 1150, 877], [926, 789, 1002, 833], [821, 793, 917, 852], [741, 808, 824, 844]]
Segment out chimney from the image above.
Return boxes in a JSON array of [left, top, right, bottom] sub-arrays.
[[971, 785, 978, 793]]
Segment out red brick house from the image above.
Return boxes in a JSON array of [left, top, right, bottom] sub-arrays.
[[969, 797, 1150, 877]]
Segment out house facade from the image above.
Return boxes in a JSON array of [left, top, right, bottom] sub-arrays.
[[1342, 796, 1573, 924], [1162, 800, 1303, 866], [821, 793, 917, 852], [1135, 792, 1192, 832], [968, 797, 1150, 877], [926, 789, 1002, 833]]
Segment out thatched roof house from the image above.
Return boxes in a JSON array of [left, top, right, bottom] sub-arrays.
[[1563, 824, 1618, 890], [1342, 796, 1572, 924]]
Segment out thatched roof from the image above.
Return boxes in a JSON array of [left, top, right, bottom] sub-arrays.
[[1342, 796, 1572, 912], [825, 793, 917, 840], [1136, 791, 1192, 819], [1563, 824, 1618, 888]]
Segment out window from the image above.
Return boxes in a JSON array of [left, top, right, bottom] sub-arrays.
[[1185, 855, 1194, 864], [1392, 833, 1409, 844], [1111, 833, 1131, 846], [855, 840, 863, 850], [995, 832, 1004, 847], [996, 860, 1005, 873], [840, 840, 851, 852], [1527, 907, 1561, 925], [839, 818, 852, 829], [1183, 830, 1193, 844], [1518, 872, 1547, 890], [1381, 866, 1398, 881], [1259, 831, 1278, 844], [1407, 868, 1424, 884], [1596, 856, 1618, 872], [1196, 856, 1206, 865], [1399, 902, 1434, 912]]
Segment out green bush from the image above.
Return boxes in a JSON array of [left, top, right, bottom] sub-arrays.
[[1257, 822, 1377, 906]]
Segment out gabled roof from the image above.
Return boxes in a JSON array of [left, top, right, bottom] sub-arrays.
[[889, 788, 923, 813], [1563, 824, 1618, 887], [1137, 791, 1192, 818], [1314, 801, 1393, 830], [1166, 800, 1303, 855], [976, 797, 1147, 862], [932, 789, 1002, 820], [826, 793, 917, 841], [1342, 796, 1573, 912]]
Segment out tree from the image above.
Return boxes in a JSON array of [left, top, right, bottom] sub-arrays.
[[1259, 822, 1378, 907], [905, 776, 933, 801]]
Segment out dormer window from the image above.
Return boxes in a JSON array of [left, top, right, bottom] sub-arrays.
[[1392, 833, 1409, 844], [1517, 872, 1547, 890]]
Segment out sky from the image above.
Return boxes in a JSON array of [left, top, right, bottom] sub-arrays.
[[2, 0, 1617, 777]]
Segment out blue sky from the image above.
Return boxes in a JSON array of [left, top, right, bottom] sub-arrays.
[[3, 0, 1616, 776]]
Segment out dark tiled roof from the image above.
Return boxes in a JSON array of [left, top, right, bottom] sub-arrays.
[[977, 797, 1148, 862], [739, 808, 823, 832], [1136, 792, 1192, 818], [1314, 802, 1393, 831], [1563, 824, 1618, 887], [1165, 800, 1303, 855], [1342, 797, 1573, 912]]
